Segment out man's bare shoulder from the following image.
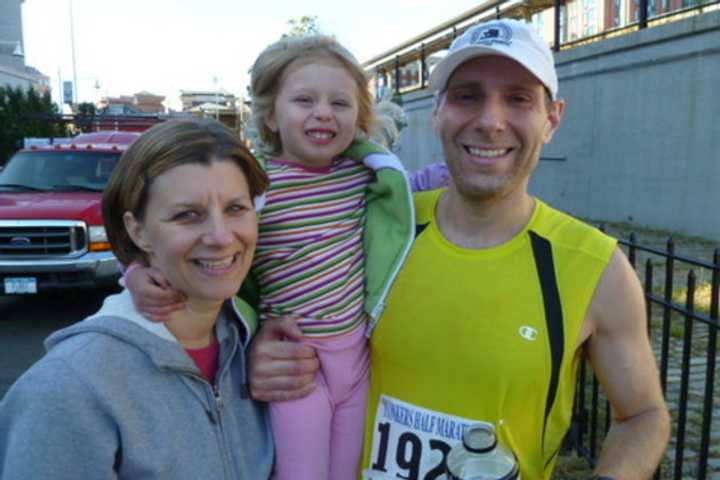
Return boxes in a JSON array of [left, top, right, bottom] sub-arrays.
[[586, 248, 645, 336], [575, 247, 643, 348]]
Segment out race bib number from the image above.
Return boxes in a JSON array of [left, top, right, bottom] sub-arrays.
[[363, 395, 492, 480]]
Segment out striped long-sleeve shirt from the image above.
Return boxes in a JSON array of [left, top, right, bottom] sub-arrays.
[[252, 157, 373, 338]]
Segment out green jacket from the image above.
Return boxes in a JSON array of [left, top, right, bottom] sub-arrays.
[[232, 143, 416, 336]]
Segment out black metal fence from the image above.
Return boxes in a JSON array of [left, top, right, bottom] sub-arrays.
[[570, 233, 720, 479]]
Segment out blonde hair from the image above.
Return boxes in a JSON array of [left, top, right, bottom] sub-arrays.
[[103, 118, 269, 266], [249, 35, 375, 156]]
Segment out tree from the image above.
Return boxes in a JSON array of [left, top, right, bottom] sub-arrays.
[[0, 86, 67, 165], [284, 15, 321, 37], [76, 102, 96, 116], [75, 102, 97, 133]]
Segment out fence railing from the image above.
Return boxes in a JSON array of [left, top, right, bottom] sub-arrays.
[[570, 233, 720, 479], [364, 0, 720, 101]]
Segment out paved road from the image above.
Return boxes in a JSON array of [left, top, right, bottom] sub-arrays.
[[0, 291, 109, 398]]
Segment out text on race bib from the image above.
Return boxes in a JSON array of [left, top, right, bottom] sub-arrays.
[[364, 395, 493, 480]]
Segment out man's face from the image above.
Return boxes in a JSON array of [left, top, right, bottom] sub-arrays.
[[432, 55, 564, 202]]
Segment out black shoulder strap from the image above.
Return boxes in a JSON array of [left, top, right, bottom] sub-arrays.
[[415, 222, 430, 238], [529, 230, 565, 454]]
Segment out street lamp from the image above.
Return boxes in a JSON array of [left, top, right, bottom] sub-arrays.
[[213, 76, 220, 121], [69, 0, 79, 104], [12, 41, 24, 57]]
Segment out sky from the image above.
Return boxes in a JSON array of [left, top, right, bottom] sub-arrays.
[[21, 0, 481, 111]]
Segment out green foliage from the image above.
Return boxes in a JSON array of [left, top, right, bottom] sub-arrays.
[[75, 102, 97, 133], [76, 102, 96, 116], [0, 86, 67, 165], [284, 15, 321, 37]]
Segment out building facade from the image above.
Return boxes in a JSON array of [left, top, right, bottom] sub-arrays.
[[133, 91, 165, 113], [179, 89, 236, 112], [532, 0, 699, 44], [0, 0, 50, 93], [98, 92, 166, 114], [366, 0, 715, 98]]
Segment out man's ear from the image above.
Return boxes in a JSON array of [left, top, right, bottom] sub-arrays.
[[431, 94, 443, 135], [123, 211, 152, 254], [543, 99, 566, 144]]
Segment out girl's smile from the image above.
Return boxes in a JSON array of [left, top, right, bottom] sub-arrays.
[[266, 58, 360, 168]]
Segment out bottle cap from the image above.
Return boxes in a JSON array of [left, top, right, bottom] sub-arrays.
[[446, 423, 519, 480], [463, 424, 498, 453]]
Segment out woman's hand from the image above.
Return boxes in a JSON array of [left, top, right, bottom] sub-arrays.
[[248, 317, 320, 402], [125, 264, 186, 322]]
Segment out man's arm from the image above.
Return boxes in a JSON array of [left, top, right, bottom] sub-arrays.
[[248, 317, 320, 402], [586, 248, 671, 479]]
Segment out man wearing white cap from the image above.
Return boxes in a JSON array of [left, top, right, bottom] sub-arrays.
[[249, 18, 670, 480]]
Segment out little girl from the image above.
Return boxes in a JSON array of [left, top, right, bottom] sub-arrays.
[[126, 35, 418, 479]]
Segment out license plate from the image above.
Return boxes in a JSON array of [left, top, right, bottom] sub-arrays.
[[4, 277, 37, 294]]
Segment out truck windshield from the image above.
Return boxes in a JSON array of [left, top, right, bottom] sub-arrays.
[[0, 150, 120, 192]]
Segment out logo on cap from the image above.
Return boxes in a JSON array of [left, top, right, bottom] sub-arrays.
[[469, 23, 513, 47]]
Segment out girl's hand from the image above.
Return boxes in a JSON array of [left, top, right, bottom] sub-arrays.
[[125, 264, 186, 322], [410, 162, 451, 192]]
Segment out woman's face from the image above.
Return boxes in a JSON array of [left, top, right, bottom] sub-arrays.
[[124, 159, 258, 305]]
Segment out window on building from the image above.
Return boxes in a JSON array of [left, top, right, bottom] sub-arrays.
[[398, 60, 421, 91], [374, 70, 389, 101], [582, 0, 597, 35], [532, 11, 545, 36], [614, 0, 624, 26], [649, 0, 657, 17]]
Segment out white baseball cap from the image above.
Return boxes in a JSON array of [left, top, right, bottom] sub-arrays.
[[428, 19, 558, 100]]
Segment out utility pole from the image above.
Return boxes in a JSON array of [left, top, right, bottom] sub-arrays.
[[213, 76, 220, 121], [57, 67, 63, 111], [69, 0, 79, 104]]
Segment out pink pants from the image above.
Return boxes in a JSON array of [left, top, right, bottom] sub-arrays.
[[270, 324, 369, 480]]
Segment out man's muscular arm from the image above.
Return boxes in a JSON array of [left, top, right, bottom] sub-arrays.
[[586, 248, 670, 480], [248, 317, 320, 402]]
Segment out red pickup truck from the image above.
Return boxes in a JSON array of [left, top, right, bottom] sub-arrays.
[[0, 131, 140, 295]]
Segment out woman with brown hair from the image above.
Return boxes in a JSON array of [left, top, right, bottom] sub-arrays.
[[0, 118, 274, 479]]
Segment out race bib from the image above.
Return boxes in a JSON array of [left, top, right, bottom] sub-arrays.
[[363, 395, 492, 480]]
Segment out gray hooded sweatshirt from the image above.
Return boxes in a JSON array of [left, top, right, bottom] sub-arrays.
[[0, 290, 273, 479]]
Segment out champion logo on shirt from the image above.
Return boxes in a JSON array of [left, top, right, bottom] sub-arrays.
[[518, 326, 539, 341]]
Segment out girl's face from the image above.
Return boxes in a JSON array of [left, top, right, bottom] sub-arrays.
[[266, 58, 359, 168]]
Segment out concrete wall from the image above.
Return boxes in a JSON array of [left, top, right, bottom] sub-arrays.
[[394, 11, 720, 241]]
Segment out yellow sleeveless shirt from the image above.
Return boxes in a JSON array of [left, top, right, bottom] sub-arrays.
[[361, 189, 616, 480]]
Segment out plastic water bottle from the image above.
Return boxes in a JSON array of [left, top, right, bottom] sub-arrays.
[[445, 423, 520, 480]]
